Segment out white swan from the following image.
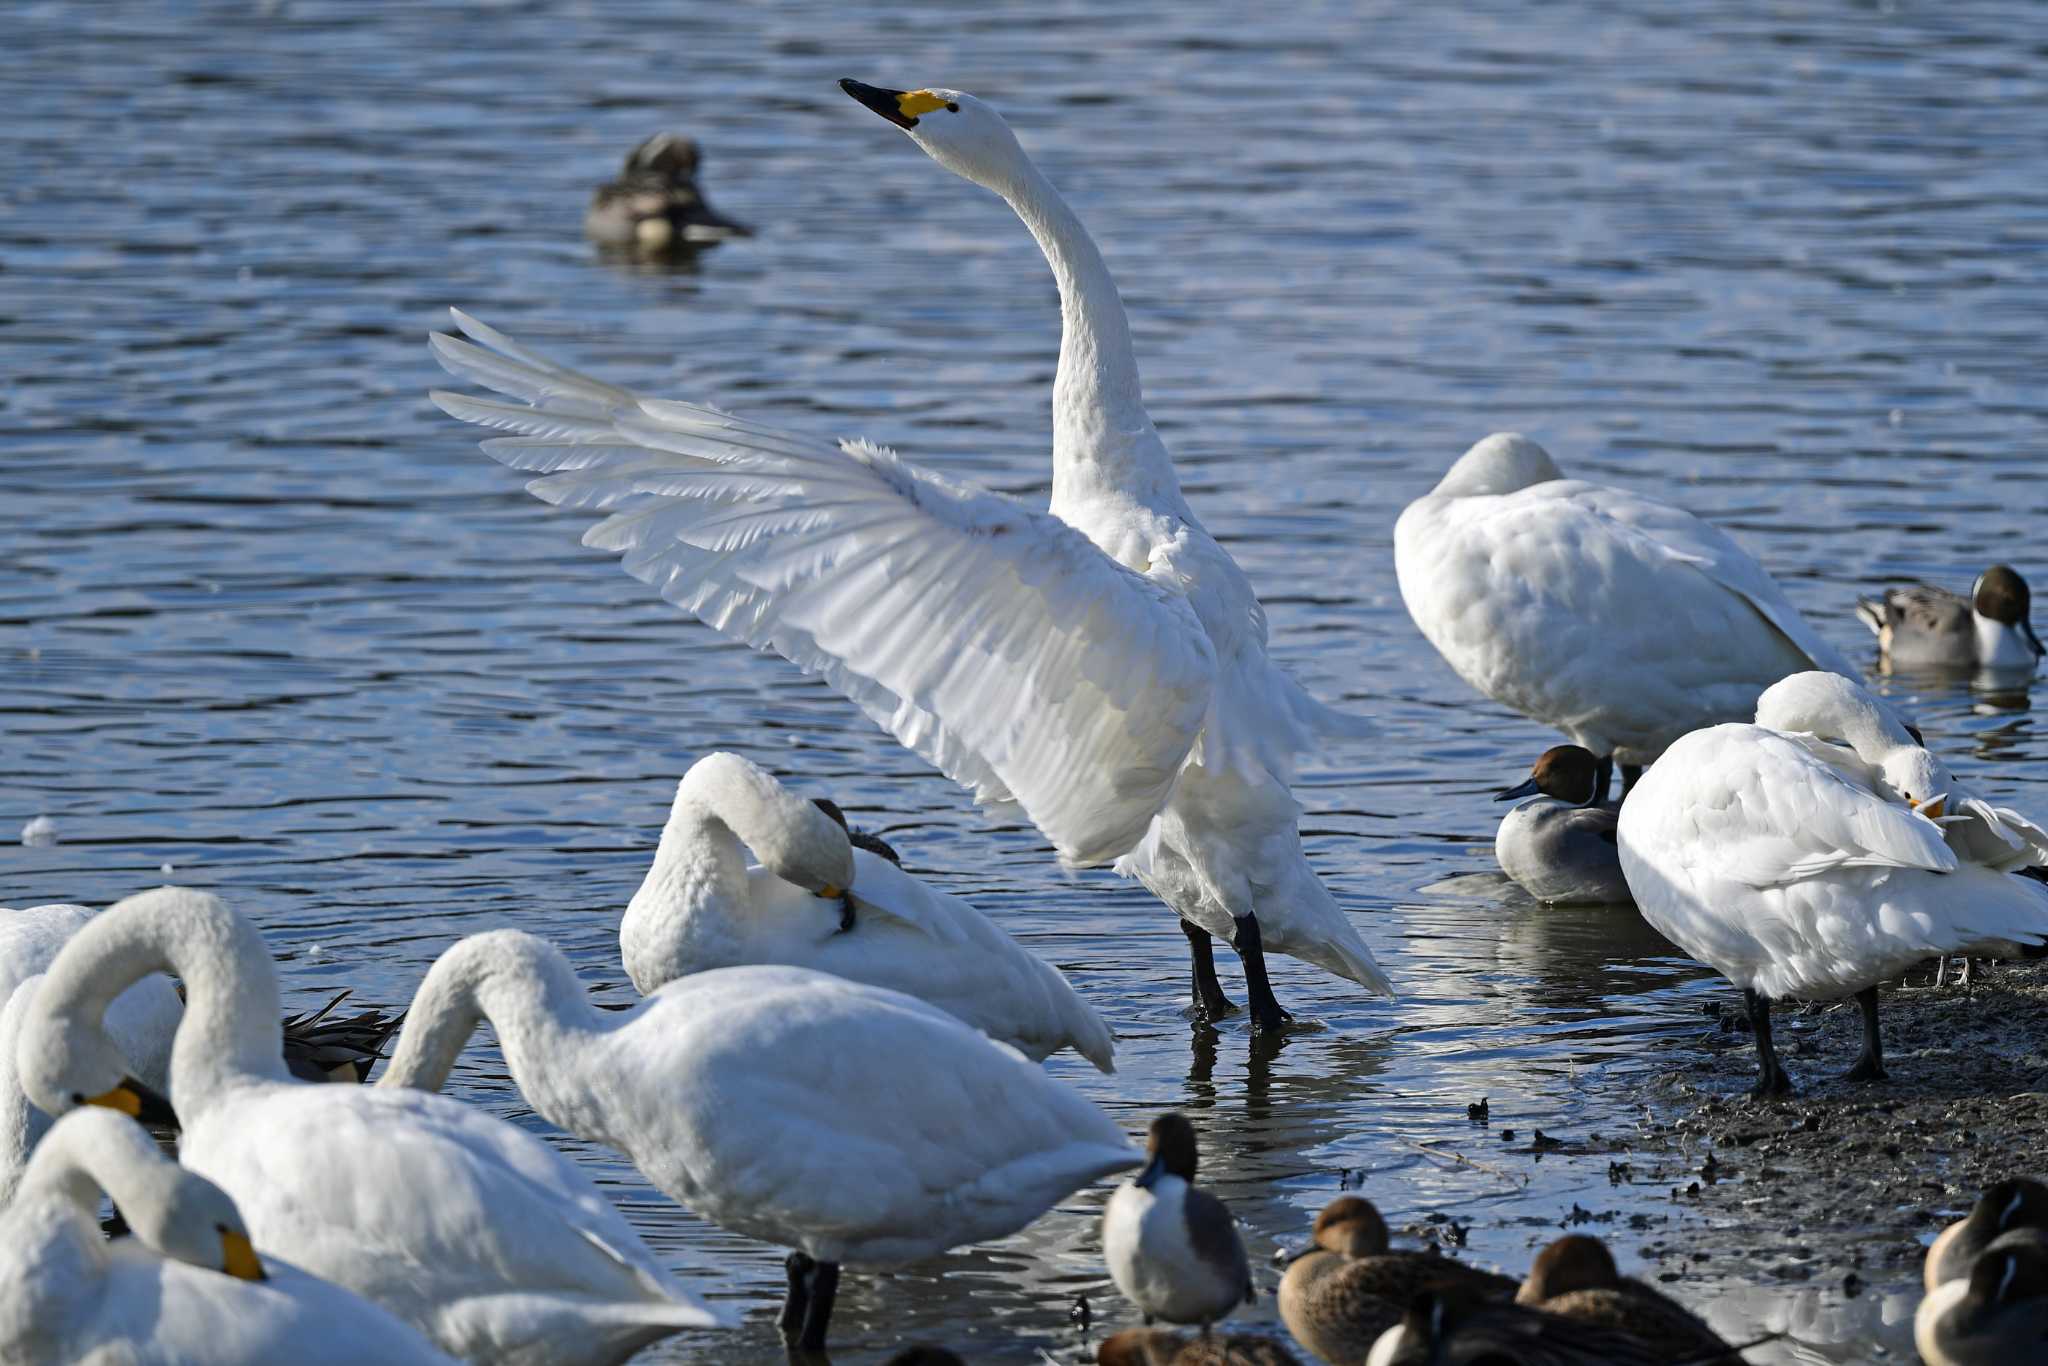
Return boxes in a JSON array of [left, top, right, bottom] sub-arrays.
[[1397, 433, 1863, 795], [12, 887, 726, 1366], [625, 751, 1115, 1069], [2, 904, 181, 1203], [1617, 672, 2048, 1094], [378, 928, 1142, 1350], [0, 1107, 456, 1365], [1857, 565, 2043, 674], [428, 80, 1391, 1031]]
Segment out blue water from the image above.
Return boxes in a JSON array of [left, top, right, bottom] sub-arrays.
[[4, 2, 2043, 1361]]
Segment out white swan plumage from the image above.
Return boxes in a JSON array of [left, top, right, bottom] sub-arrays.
[[379, 928, 1142, 1349], [11, 887, 726, 1366], [1397, 433, 1862, 787], [428, 81, 1390, 1029], [1617, 672, 2048, 1094], [0, 1106, 456, 1365], [625, 751, 1115, 1069]]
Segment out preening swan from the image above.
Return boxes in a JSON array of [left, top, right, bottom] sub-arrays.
[[624, 751, 1115, 1069], [1492, 746, 1628, 905], [1397, 433, 1862, 795], [12, 887, 725, 1366], [0, 1107, 455, 1365], [1857, 564, 2043, 674], [1617, 672, 2048, 1095], [378, 929, 1141, 1350], [429, 80, 1391, 1031]]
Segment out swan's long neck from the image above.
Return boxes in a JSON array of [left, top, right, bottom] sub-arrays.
[[19, 1108, 173, 1224], [380, 931, 613, 1140], [621, 754, 849, 994], [41, 890, 286, 1113], [1758, 676, 1913, 761], [1001, 161, 1183, 514]]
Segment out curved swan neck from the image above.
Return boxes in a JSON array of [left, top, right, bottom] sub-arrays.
[[20, 1107, 172, 1225], [381, 931, 609, 1130], [1756, 673, 1913, 760], [44, 888, 286, 1109], [998, 160, 1181, 511], [622, 754, 851, 993]]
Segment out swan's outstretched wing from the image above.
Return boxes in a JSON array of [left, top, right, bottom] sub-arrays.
[[430, 312, 1215, 867], [1558, 481, 1861, 677], [1672, 727, 1956, 887]]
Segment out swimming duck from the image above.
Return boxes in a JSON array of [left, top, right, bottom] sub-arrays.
[[1618, 671, 2048, 1095], [1277, 1196, 1517, 1365], [1365, 1287, 1674, 1366], [431, 81, 1392, 1035], [1514, 1235, 1736, 1362], [1927, 1180, 2048, 1290], [0, 1107, 455, 1365], [378, 928, 1140, 1351], [1102, 1112, 1252, 1329], [1397, 434, 1861, 797], [0, 902, 395, 1202], [1857, 565, 2043, 675], [623, 752, 1115, 1069], [1916, 1236, 2048, 1364], [1493, 746, 1628, 905], [1097, 1327, 1302, 1365], [14, 887, 725, 1365], [584, 132, 750, 254]]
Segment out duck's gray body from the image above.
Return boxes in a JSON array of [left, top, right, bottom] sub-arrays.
[[1496, 800, 1628, 905]]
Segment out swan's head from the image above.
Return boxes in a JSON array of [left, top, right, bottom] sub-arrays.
[[1516, 1234, 1621, 1305], [840, 80, 1028, 194], [140, 1155, 267, 1281], [1430, 432, 1565, 498], [1882, 745, 1953, 820], [673, 753, 857, 898], [15, 984, 173, 1127], [1496, 745, 1602, 807]]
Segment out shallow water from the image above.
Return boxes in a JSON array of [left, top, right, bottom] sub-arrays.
[[3, 2, 2045, 1361]]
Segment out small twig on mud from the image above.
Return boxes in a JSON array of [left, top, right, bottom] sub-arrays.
[[1397, 1136, 1528, 1186]]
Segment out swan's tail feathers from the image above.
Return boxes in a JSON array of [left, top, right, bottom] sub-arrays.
[[1271, 670, 1376, 744], [1853, 596, 1888, 639], [1326, 936, 1397, 1000], [1065, 1003, 1118, 1075]]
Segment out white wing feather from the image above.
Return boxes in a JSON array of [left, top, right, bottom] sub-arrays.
[[430, 313, 1215, 867]]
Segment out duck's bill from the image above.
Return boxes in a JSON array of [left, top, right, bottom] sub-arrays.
[[839, 78, 918, 129], [1274, 1239, 1316, 1265], [1494, 778, 1541, 802], [2026, 620, 2045, 658], [84, 1077, 178, 1126]]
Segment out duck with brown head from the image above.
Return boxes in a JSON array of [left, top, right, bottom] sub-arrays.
[[1857, 564, 2044, 675], [1103, 1113, 1252, 1331], [1364, 1285, 1675, 1366], [1277, 1196, 1516, 1366], [1097, 1326, 1301, 1365], [1515, 1235, 1737, 1363], [1493, 746, 1628, 905], [1927, 1179, 2048, 1290], [584, 131, 751, 256]]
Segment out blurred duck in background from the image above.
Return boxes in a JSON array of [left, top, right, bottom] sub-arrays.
[[585, 132, 751, 256], [1857, 564, 2043, 675]]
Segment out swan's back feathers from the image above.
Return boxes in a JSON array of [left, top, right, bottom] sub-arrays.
[[1558, 481, 1861, 678], [432, 313, 1216, 868]]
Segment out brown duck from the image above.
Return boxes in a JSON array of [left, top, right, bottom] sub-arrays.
[[1097, 1327, 1301, 1366], [1277, 1196, 1516, 1366], [1515, 1235, 1738, 1365]]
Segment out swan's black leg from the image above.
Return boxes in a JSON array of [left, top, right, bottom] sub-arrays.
[[1182, 919, 1237, 1020], [778, 1251, 812, 1339], [1593, 754, 1615, 803], [1843, 985, 1888, 1082], [797, 1259, 840, 1351], [1233, 913, 1293, 1034], [1621, 763, 1644, 796], [1747, 988, 1794, 1097]]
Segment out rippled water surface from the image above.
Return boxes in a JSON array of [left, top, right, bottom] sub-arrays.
[[5, 2, 2046, 1361]]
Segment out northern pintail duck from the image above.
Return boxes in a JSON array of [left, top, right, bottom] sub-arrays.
[[1103, 1112, 1253, 1329], [1857, 565, 2043, 674], [584, 132, 750, 254], [1515, 1235, 1737, 1363], [1927, 1179, 2048, 1290], [1619, 672, 2048, 1095], [1916, 1235, 2048, 1364], [1397, 434, 1862, 796], [1278, 1196, 1516, 1365], [1493, 746, 1628, 904]]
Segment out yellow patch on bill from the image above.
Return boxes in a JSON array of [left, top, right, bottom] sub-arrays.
[[898, 90, 949, 118]]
